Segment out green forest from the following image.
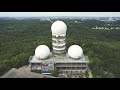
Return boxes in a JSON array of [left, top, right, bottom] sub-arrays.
[[0, 18, 120, 78]]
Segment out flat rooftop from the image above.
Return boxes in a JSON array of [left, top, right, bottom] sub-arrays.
[[29, 52, 90, 63]]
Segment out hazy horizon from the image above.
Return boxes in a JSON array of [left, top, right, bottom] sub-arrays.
[[0, 12, 120, 17]]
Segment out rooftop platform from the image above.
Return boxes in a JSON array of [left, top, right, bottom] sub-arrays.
[[29, 52, 90, 63]]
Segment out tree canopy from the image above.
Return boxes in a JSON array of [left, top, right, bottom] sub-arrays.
[[0, 19, 120, 77]]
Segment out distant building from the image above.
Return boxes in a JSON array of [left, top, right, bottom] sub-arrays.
[[100, 17, 116, 22]]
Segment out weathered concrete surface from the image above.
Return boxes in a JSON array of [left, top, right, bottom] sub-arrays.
[[0, 66, 56, 78]]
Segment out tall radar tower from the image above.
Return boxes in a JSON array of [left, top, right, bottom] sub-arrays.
[[51, 20, 67, 56]]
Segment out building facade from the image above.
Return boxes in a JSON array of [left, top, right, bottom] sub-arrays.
[[29, 20, 90, 76]]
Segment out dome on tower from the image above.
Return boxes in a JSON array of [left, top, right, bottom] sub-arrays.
[[51, 20, 67, 35], [68, 45, 83, 59], [35, 45, 50, 60]]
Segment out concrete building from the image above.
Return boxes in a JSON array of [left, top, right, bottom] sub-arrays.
[[29, 20, 90, 76], [51, 20, 67, 56]]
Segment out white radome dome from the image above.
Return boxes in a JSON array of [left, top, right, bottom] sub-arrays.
[[68, 45, 83, 59], [51, 20, 67, 35], [35, 45, 50, 59]]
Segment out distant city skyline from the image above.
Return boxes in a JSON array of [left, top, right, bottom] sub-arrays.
[[0, 12, 120, 17]]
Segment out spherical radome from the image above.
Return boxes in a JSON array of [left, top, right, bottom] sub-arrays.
[[68, 45, 83, 59], [51, 20, 67, 35], [35, 45, 50, 59]]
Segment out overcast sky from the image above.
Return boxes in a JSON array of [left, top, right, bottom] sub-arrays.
[[0, 12, 120, 17]]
